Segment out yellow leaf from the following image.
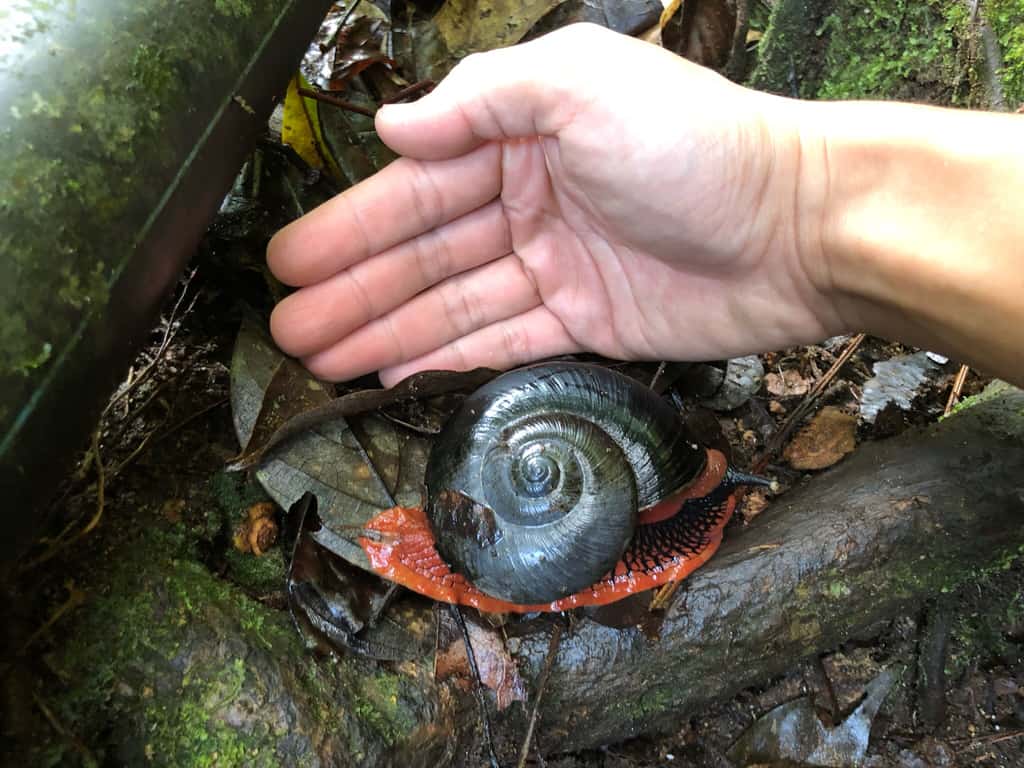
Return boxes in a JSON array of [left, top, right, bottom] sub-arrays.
[[281, 74, 343, 182], [660, 0, 682, 30]]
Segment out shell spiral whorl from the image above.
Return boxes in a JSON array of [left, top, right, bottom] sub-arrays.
[[423, 362, 705, 605]]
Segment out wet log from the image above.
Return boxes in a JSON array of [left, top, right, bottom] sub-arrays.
[[39, 386, 1024, 766], [499, 384, 1024, 755], [0, 0, 334, 565]]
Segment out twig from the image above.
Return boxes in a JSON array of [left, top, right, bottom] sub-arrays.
[[103, 269, 198, 417], [754, 332, 866, 473], [649, 575, 682, 611], [21, 429, 107, 570], [21, 582, 87, 653], [451, 605, 501, 768], [32, 690, 93, 761], [943, 364, 970, 416], [381, 79, 436, 104], [298, 87, 375, 118], [952, 728, 1024, 745], [648, 361, 667, 392], [517, 621, 564, 768]]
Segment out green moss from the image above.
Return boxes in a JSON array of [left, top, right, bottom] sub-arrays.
[[214, 0, 253, 18], [341, 663, 419, 748], [818, 0, 968, 101], [986, 0, 1024, 106], [49, 529, 298, 766], [609, 684, 677, 722], [224, 547, 287, 595]]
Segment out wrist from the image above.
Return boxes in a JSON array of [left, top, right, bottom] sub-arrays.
[[792, 100, 1024, 379]]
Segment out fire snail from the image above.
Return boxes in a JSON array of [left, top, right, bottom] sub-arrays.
[[357, 362, 772, 614]]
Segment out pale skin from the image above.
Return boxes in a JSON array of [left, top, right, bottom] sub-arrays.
[[267, 24, 1024, 389]]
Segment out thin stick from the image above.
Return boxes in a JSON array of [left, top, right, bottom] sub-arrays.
[[381, 79, 435, 104], [21, 429, 107, 570], [451, 605, 501, 768], [21, 583, 87, 653], [516, 621, 564, 768], [754, 332, 866, 474], [103, 269, 198, 416], [943, 364, 970, 416], [298, 87, 375, 118], [649, 575, 682, 611]]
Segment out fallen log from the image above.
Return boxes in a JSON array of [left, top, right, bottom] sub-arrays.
[[37, 386, 1024, 766], [496, 384, 1024, 754]]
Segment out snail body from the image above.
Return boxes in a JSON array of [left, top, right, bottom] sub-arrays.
[[358, 363, 769, 613]]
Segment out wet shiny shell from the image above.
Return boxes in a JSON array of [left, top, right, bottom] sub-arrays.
[[423, 362, 705, 604]]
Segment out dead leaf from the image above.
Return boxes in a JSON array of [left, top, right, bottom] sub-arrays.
[[286, 497, 422, 661], [783, 406, 857, 470], [660, 0, 736, 69], [412, 0, 563, 81], [765, 369, 811, 397], [436, 612, 527, 710], [729, 668, 897, 767], [229, 352, 497, 471], [229, 318, 495, 580], [281, 74, 344, 182], [329, 16, 393, 91]]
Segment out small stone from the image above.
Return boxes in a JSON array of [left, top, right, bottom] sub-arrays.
[[701, 355, 764, 411]]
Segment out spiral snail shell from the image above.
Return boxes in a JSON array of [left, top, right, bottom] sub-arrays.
[[357, 362, 769, 613], [423, 363, 705, 604]]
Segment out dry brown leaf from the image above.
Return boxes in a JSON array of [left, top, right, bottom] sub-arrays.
[[783, 406, 857, 470], [765, 369, 811, 397], [435, 617, 527, 710]]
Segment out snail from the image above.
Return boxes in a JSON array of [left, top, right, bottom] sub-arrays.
[[358, 362, 771, 613]]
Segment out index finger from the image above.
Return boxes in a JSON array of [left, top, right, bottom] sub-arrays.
[[267, 141, 502, 287]]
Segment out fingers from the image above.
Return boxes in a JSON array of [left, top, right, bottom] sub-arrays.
[[267, 142, 502, 286], [374, 25, 611, 160], [377, 306, 581, 388], [270, 200, 512, 358], [301, 254, 545, 381]]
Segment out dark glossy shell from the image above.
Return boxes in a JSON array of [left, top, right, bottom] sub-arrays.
[[424, 362, 705, 604]]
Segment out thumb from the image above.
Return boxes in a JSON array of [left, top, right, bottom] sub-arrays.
[[375, 24, 608, 160]]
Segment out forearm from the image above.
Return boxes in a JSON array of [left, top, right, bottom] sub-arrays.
[[796, 100, 1024, 384]]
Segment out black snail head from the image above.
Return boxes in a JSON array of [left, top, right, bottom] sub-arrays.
[[423, 362, 706, 605]]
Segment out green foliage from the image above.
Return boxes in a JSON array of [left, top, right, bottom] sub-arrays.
[[818, 0, 968, 100], [986, 0, 1024, 105]]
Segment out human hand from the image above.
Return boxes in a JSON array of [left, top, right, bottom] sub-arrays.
[[267, 23, 843, 386]]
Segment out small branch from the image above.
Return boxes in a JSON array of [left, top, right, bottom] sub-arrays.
[[103, 269, 198, 417], [517, 621, 564, 768], [754, 332, 866, 473], [943, 364, 970, 416], [381, 79, 435, 104], [451, 606, 501, 768], [298, 87, 375, 118]]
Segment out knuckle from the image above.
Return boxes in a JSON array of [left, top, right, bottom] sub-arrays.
[[500, 324, 529, 363]]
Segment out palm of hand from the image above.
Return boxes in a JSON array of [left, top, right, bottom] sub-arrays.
[[268, 24, 837, 386]]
